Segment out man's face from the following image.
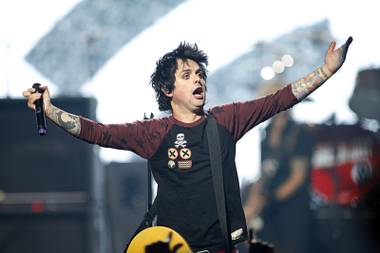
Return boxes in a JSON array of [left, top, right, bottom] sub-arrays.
[[168, 58, 206, 113]]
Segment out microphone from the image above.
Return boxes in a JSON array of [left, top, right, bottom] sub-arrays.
[[32, 83, 47, 136]]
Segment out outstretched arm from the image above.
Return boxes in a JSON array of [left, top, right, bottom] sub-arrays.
[[291, 36, 353, 100], [46, 105, 81, 136], [22, 86, 81, 136]]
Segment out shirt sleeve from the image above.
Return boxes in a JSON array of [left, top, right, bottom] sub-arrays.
[[78, 117, 170, 159], [211, 84, 298, 142]]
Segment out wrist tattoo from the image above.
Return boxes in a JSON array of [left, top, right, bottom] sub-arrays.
[[291, 65, 332, 100], [49, 106, 81, 136]]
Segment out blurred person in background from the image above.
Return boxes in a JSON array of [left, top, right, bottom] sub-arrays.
[[243, 83, 314, 253]]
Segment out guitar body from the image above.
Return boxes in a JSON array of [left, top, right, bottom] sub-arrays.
[[126, 226, 193, 253]]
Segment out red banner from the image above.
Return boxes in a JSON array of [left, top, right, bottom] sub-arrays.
[[310, 124, 380, 206]]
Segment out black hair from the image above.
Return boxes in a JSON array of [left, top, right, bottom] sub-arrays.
[[150, 42, 208, 111]]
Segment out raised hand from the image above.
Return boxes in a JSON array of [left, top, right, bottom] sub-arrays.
[[291, 36, 353, 100], [325, 36, 353, 74], [22, 85, 82, 136], [22, 85, 52, 113]]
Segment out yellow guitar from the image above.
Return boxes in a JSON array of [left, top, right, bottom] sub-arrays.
[[126, 226, 193, 253], [126, 225, 275, 253]]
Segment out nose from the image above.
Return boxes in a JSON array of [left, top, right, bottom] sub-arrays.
[[194, 74, 204, 86], [194, 74, 201, 84]]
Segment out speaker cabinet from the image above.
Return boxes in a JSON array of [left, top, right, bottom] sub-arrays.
[[0, 97, 98, 253], [105, 162, 149, 253], [0, 97, 97, 193]]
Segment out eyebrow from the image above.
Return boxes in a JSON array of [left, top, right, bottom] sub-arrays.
[[180, 67, 203, 74], [195, 68, 204, 75], [180, 69, 191, 74]]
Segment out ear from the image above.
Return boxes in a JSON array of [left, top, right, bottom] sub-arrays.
[[161, 87, 173, 97]]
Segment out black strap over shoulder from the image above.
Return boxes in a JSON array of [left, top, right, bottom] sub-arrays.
[[125, 115, 233, 253], [206, 115, 233, 252]]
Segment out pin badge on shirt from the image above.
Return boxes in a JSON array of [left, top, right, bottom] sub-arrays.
[[178, 160, 192, 169], [168, 148, 178, 160], [174, 133, 187, 148], [168, 160, 176, 169], [179, 148, 192, 159]]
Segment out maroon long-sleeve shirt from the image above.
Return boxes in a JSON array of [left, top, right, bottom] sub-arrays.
[[79, 84, 297, 252]]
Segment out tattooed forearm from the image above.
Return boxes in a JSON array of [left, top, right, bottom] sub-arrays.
[[291, 37, 353, 101], [46, 105, 81, 136], [291, 64, 332, 100]]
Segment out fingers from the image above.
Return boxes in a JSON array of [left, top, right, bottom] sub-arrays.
[[328, 41, 336, 54], [22, 88, 36, 97], [39, 86, 50, 99], [22, 86, 48, 96], [27, 93, 42, 110], [22, 87, 43, 110], [40, 85, 49, 92], [330, 36, 353, 53]]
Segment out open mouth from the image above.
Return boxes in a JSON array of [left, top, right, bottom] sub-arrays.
[[192, 87, 204, 99]]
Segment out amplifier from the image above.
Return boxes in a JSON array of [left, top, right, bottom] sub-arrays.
[[0, 191, 88, 215]]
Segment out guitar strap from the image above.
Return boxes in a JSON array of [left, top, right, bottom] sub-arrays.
[[206, 115, 233, 252]]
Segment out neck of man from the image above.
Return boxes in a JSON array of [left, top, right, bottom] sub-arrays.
[[172, 106, 204, 123]]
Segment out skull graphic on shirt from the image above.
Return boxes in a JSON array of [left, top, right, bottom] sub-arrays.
[[174, 133, 187, 148]]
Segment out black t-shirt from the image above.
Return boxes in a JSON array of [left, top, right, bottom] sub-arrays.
[[78, 84, 297, 251]]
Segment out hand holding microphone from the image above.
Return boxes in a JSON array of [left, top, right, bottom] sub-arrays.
[[32, 83, 47, 136], [31, 83, 47, 136]]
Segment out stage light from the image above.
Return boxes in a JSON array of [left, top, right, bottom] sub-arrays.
[[261, 66, 275, 80], [281, 54, 294, 67], [272, 60, 285, 73]]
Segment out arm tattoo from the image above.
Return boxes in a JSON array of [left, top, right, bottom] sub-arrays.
[[291, 64, 332, 100], [46, 106, 81, 136]]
